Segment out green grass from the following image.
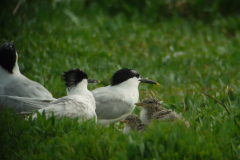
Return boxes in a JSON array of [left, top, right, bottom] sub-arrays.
[[1, 1, 240, 159]]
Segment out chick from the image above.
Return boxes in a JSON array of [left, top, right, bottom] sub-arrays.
[[136, 97, 189, 127], [121, 114, 146, 134]]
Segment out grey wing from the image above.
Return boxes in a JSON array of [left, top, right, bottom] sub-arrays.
[[34, 98, 95, 120], [0, 95, 55, 112], [3, 78, 53, 99], [95, 101, 132, 119], [92, 88, 133, 120]]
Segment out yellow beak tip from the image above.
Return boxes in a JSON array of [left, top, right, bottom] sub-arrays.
[[156, 83, 160, 86]]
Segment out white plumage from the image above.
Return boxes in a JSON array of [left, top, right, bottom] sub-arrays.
[[31, 79, 97, 121], [0, 68, 159, 124], [0, 42, 54, 111], [20, 69, 100, 122]]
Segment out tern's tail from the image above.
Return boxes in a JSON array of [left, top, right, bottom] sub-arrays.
[[0, 95, 55, 113]]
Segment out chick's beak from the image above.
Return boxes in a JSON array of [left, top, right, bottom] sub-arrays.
[[135, 102, 150, 108], [88, 78, 100, 83], [120, 120, 130, 124], [135, 102, 144, 106]]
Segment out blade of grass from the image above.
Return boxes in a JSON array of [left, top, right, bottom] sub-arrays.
[[202, 91, 230, 115]]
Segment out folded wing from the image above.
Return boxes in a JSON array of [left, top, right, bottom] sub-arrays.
[[92, 87, 134, 120], [0, 95, 55, 112]]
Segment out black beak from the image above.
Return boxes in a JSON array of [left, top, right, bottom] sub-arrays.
[[88, 78, 100, 83], [139, 77, 160, 85]]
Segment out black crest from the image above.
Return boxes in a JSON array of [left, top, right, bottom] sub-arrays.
[[62, 69, 88, 89], [0, 42, 17, 73], [111, 68, 140, 86]]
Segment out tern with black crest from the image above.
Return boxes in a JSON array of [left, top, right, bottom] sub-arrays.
[[0, 42, 54, 111], [23, 69, 100, 121], [91, 68, 160, 125]]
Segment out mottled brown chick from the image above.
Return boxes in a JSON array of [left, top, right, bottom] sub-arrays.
[[135, 97, 189, 127], [121, 114, 146, 134]]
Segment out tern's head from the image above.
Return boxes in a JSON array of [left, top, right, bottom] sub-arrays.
[[0, 42, 17, 74], [111, 68, 160, 87], [135, 97, 163, 113], [62, 69, 99, 92]]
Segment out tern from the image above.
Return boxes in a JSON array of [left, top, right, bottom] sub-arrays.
[[121, 114, 146, 134], [91, 68, 160, 125], [136, 97, 190, 127], [0, 42, 54, 110], [23, 69, 100, 121]]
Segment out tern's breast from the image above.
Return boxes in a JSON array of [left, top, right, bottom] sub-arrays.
[[124, 87, 139, 105]]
